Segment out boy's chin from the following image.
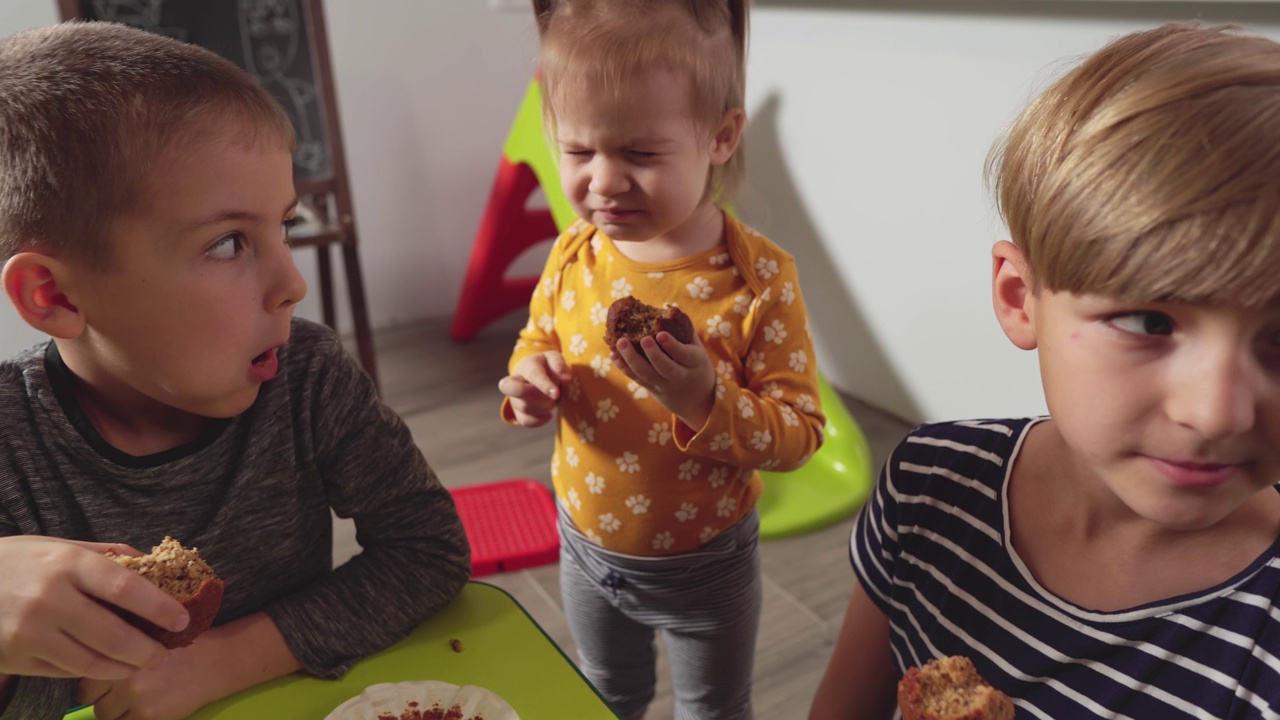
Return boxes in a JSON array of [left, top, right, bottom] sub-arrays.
[[178, 386, 263, 420]]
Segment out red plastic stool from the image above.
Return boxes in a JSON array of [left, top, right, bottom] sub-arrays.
[[451, 77, 575, 342], [449, 159, 558, 341], [450, 479, 560, 577]]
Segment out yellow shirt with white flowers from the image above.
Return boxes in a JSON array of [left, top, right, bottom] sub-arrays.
[[504, 211, 825, 556]]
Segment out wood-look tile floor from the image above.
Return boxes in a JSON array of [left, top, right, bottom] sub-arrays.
[[332, 315, 912, 719]]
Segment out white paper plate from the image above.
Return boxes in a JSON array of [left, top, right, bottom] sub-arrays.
[[324, 680, 519, 720]]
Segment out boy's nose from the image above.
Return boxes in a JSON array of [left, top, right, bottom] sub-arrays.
[[267, 242, 308, 311], [1166, 346, 1257, 440]]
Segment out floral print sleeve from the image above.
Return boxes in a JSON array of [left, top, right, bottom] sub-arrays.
[[674, 254, 825, 471]]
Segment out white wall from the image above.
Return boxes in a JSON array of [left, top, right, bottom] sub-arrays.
[[3, 2, 1278, 424], [316, 1, 538, 330], [739, 1, 1280, 422]]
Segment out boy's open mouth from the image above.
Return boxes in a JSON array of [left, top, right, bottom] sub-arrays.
[[250, 347, 281, 382]]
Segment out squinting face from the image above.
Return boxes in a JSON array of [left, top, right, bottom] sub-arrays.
[[555, 67, 722, 247], [67, 124, 306, 420], [1030, 290, 1280, 531]]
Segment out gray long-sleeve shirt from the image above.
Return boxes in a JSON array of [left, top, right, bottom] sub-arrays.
[[0, 318, 470, 719]]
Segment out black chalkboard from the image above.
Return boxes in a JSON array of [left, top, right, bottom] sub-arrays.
[[72, 0, 332, 181]]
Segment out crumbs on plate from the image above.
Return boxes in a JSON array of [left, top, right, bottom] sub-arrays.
[[377, 701, 482, 720]]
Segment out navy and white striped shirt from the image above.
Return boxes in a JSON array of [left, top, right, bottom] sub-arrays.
[[851, 418, 1280, 719]]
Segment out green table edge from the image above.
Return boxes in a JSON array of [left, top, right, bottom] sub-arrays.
[[64, 582, 619, 720], [474, 581, 619, 716]]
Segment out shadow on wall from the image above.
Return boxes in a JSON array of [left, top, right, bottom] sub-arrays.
[[753, 0, 1280, 24], [739, 92, 924, 424]]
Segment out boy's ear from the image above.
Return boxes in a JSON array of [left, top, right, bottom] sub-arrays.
[[991, 240, 1038, 351], [1, 252, 85, 340], [709, 108, 746, 166]]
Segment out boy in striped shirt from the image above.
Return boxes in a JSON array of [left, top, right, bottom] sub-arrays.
[[812, 23, 1280, 720]]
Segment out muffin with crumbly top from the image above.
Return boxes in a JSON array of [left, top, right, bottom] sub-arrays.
[[108, 536, 224, 648], [604, 295, 695, 348], [898, 656, 1015, 720]]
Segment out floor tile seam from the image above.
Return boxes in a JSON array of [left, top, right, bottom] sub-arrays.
[[761, 572, 827, 631], [523, 568, 567, 618], [753, 622, 828, 662]]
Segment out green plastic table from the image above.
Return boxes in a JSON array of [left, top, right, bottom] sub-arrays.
[[65, 582, 618, 719]]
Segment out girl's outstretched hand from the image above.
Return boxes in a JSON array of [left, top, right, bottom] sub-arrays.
[[611, 332, 715, 430], [499, 351, 573, 428]]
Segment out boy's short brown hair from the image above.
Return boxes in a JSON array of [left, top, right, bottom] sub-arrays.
[[988, 23, 1280, 308], [0, 21, 295, 267], [533, 0, 749, 203]]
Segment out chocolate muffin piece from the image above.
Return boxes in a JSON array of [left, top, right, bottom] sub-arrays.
[[108, 537, 224, 649], [604, 296, 695, 347]]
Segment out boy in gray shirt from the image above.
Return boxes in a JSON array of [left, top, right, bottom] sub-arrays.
[[0, 22, 469, 720]]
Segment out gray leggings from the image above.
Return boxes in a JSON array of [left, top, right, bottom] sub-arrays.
[[558, 504, 762, 720]]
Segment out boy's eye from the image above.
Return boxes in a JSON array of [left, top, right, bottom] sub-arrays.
[[208, 232, 245, 260], [283, 216, 300, 244], [564, 149, 592, 157], [1111, 311, 1174, 336], [1254, 326, 1280, 371], [627, 150, 656, 159], [1263, 326, 1280, 351]]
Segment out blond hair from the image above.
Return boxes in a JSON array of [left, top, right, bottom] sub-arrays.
[[533, 0, 748, 202], [0, 22, 295, 267], [988, 23, 1280, 308]]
